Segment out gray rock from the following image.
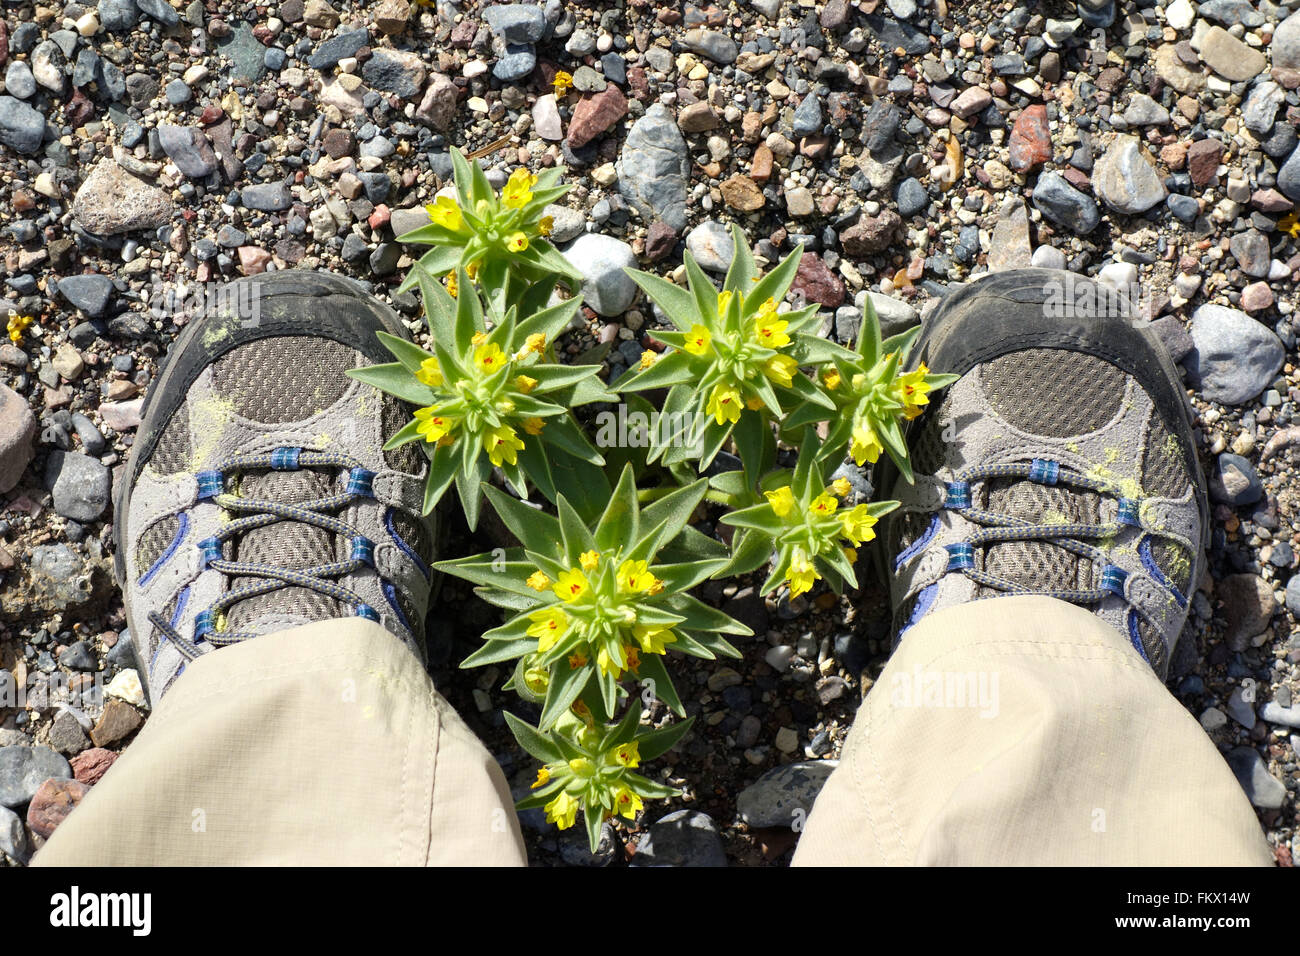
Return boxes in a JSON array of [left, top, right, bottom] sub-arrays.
[[72, 160, 174, 235], [1032, 171, 1100, 233], [1278, 144, 1300, 203], [682, 29, 738, 64], [0, 745, 72, 809], [1210, 453, 1263, 507], [1030, 246, 1067, 270], [361, 48, 426, 99], [100, 0, 140, 31], [987, 196, 1033, 271], [564, 234, 638, 317], [1197, 0, 1265, 27], [749, 0, 781, 17], [56, 274, 115, 318], [4, 62, 36, 100], [685, 221, 734, 273], [0, 385, 36, 494], [1199, 26, 1267, 82], [1226, 685, 1256, 729], [1229, 230, 1271, 279], [1187, 304, 1285, 405], [306, 27, 369, 70], [483, 4, 547, 44], [136, 0, 179, 24], [1242, 80, 1284, 137], [1287, 575, 1300, 618], [1259, 700, 1300, 729], [1167, 193, 1199, 222], [1122, 92, 1169, 126], [44, 451, 111, 523], [865, 291, 919, 337], [895, 176, 928, 217], [618, 104, 690, 232], [736, 760, 837, 827], [1275, 10, 1300, 71], [158, 125, 218, 179], [493, 43, 537, 82], [48, 710, 90, 756], [0, 95, 47, 155], [1093, 136, 1166, 214], [541, 204, 584, 243], [632, 810, 727, 867], [0, 805, 26, 863], [861, 100, 900, 153], [1225, 747, 1287, 809], [31, 40, 67, 95], [791, 93, 822, 137], [241, 182, 293, 212]]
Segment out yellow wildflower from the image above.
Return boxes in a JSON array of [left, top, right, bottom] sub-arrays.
[[895, 363, 933, 420], [554, 568, 589, 603], [810, 492, 838, 516], [474, 342, 507, 375], [764, 354, 798, 387], [1279, 211, 1300, 239], [522, 416, 546, 436], [515, 374, 538, 393], [716, 290, 735, 317], [568, 651, 588, 669], [412, 407, 453, 443], [618, 559, 658, 594], [823, 368, 841, 390], [425, 195, 462, 231], [6, 312, 34, 345], [639, 350, 657, 370], [787, 547, 818, 598], [531, 766, 551, 789], [684, 324, 712, 355], [526, 606, 569, 652], [544, 790, 580, 829], [746, 396, 765, 410], [523, 333, 547, 355], [484, 424, 524, 466], [614, 787, 644, 820], [614, 741, 640, 768], [579, 550, 601, 572], [416, 357, 444, 387], [507, 231, 529, 253], [444, 271, 458, 298], [538, 215, 554, 236], [849, 420, 883, 466], [764, 485, 796, 519], [631, 624, 675, 655], [705, 381, 742, 425], [840, 504, 879, 547], [526, 570, 552, 591], [552, 70, 574, 98], [502, 167, 537, 209], [754, 314, 790, 348], [831, 477, 852, 497], [596, 645, 625, 678]]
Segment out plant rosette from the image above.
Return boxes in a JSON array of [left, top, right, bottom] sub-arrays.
[[614, 223, 856, 472], [720, 430, 899, 599], [346, 264, 615, 528], [439, 466, 752, 728]]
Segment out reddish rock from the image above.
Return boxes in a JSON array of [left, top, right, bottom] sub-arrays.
[[792, 254, 844, 309], [644, 221, 677, 262], [199, 104, 225, 125], [1008, 104, 1051, 172], [1251, 189, 1293, 213], [1186, 139, 1223, 188], [0, 21, 9, 68], [368, 204, 391, 230], [237, 246, 273, 276], [750, 144, 774, 182], [1062, 166, 1091, 190], [1241, 282, 1275, 313], [322, 127, 356, 158], [840, 210, 902, 256], [567, 86, 628, 149], [70, 748, 118, 785], [1160, 142, 1189, 170], [26, 778, 91, 839], [65, 88, 94, 128]]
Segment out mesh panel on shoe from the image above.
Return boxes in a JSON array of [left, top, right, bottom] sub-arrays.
[[1149, 538, 1193, 595], [212, 337, 356, 423], [1138, 618, 1169, 674], [979, 349, 1126, 436], [1141, 411, 1190, 501], [150, 409, 191, 475], [390, 510, 434, 566], [909, 404, 949, 475], [979, 478, 1101, 594], [382, 392, 422, 474], [136, 515, 180, 580], [225, 470, 344, 630]]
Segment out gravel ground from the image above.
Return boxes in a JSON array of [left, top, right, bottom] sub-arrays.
[[2, 0, 1300, 866]]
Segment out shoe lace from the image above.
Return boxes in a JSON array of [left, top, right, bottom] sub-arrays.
[[940, 458, 1171, 622], [149, 447, 383, 661]]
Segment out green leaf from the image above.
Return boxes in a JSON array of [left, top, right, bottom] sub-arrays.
[[483, 484, 562, 552], [634, 715, 695, 761], [449, 148, 475, 208], [635, 479, 708, 558], [383, 418, 424, 451], [652, 559, 727, 592], [584, 801, 604, 852], [719, 502, 783, 534], [538, 657, 591, 731], [376, 331, 434, 375], [504, 712, 563, 763], [345, 364, 434, 406], [722, 528, 772, 577], [634, 654, 683, 716], [683, 251, 719, 326], [663, 593, 753, 636], [748, 243, 804, 308], [603, 698, 645, 749], [594, 464, 639, 552], [460, 636, 535, 668], [683, 628, 742, 659], [422, 443, 459, 514], [722, 222, 757, 292], [528, 364, 604, 392], [614, 349, 695, 392], [455, 458, 486, 530], [557, 495, 597, 565], [626, 269, 698, 331], [548, 450, 613, 523]]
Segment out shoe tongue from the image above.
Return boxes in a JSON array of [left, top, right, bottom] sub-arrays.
[[225, 470, 345, 632], [979, 478, 1101, 595]]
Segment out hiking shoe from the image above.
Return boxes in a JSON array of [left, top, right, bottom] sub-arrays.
[[115, 271, 436, 701], [880, 269, 1206, 677]]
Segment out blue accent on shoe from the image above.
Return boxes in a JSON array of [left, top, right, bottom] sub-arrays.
[[346, 467, 375, 497], [351, 535, 375, 568], [138, 513, 190, 586], [152, 585, 193, 669], [1100, 564, 1128, 597], [196, 470, 224, 499], [383, 581, 412, 633], [386, 508, 431, 580], [946, 542, 974, 571], [1127, 609, 1151, 663], [898, 582, 939, 639], [894, 515, 941, 572], [1028, 458, 1060, 485], [945, 481, 971, 510], [1116, 498, 1141, 528], [356, 603, 380, 622], [197, 536, 223, 570], [1139, 536, 1187, 607], [270, 446, 302, 471], [195, 609, 217, 638]]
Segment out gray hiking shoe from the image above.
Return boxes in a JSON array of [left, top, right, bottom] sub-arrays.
[[115, 271, 435, 701], [881, 269, 1206, 677]]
